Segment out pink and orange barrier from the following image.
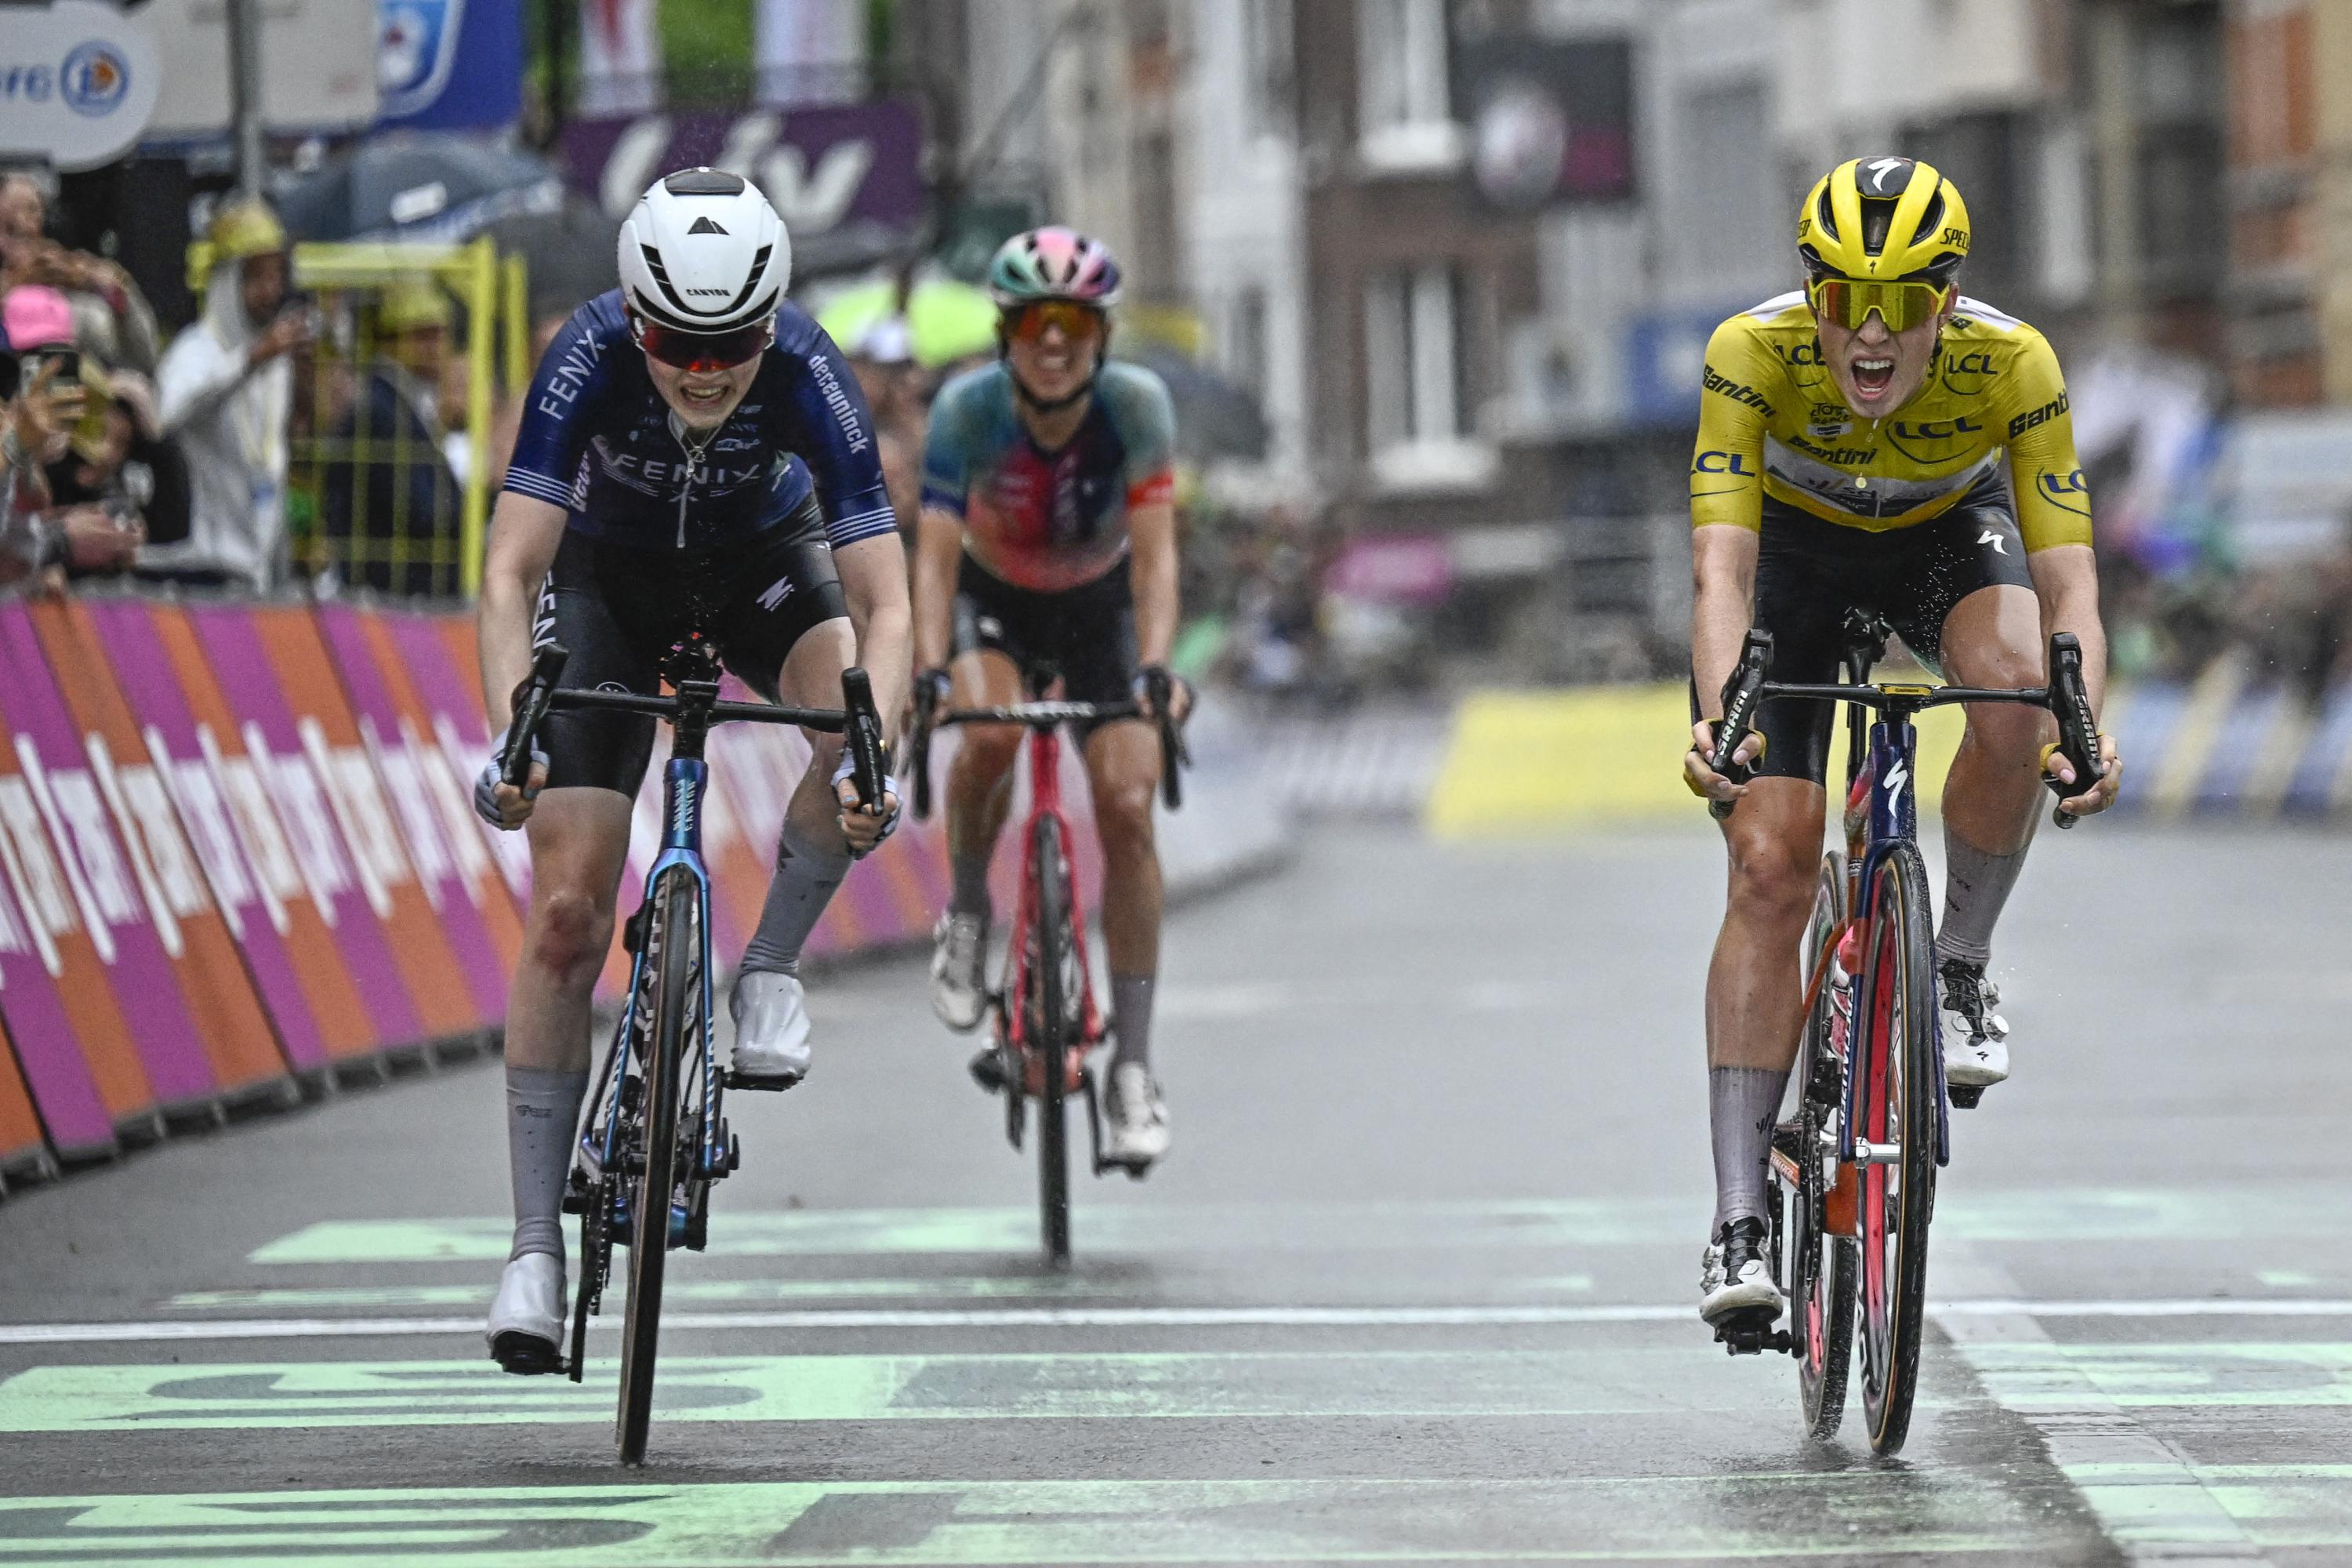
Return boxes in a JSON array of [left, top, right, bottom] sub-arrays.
[[0, 593, 974, 1187]]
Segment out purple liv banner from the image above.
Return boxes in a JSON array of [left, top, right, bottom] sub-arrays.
[[558, 100, 925, 266]]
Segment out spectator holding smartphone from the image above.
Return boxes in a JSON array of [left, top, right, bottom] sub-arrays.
[[142, 197, 307, 591], [0, 285, 143, 584]]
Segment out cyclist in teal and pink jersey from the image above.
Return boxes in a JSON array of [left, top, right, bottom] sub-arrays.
[[912, 226, 1187, 1170]]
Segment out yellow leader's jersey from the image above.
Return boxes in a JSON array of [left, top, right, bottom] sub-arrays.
[[1690, 291, 2091, 553]]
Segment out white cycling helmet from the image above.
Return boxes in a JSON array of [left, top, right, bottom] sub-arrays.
[[616, 168, 790, 335]]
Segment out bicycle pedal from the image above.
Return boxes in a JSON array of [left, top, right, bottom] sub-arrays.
[[1947, 1083, 1986, 1110], [1711, 1312, 1794, 1357]]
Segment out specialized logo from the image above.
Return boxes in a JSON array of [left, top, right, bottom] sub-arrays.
[[1860, 157, 1909, 194], [1692, 451, 1755, 476], [1882, 757, 1910, 800], [1940, 227, 1969, 248], [1701, 366, 1775, 419], [2009, 390, 2069, 440], [60, 41, 129, 117], [687, 216, 728, 236], [1978, 528, 2006, 556]]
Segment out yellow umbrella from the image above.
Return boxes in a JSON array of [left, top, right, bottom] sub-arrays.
[[816, 276, 999, 368]]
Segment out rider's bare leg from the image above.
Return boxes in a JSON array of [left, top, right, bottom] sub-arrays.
[[1083, 718, 1164, 1072], [739, 619, 861, 978], [941, 649, 1024, 919], [505, 789, 632, 1258], [1933, 584, 2049, 965], [1706, 776, 1823, 1227]]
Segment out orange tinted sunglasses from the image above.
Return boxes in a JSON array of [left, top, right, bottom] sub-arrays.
[[1004, 299, 1105, 343]]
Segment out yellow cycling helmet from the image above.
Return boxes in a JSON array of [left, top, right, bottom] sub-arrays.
[[205, 197, 288, 264], [1797, 156, 1969, 284]]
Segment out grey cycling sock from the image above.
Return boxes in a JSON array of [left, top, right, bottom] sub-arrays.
[[1710, 1066, 1788, 1230], [1936, 824, 2031, 969], [507, 1066, 587, 1262], [949, 848, 993, 919], [1111, 972, 1156, 1073], [739, 819, 852, 978]]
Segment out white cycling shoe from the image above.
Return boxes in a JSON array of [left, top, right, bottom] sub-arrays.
[[1700, 1218, 1785, 1327], [1937, 959, 2010, 1090], [930, 912, 989, 1032], [1100, 1062, 1171, 1171], [486, 1252, 566, 1375], [728, 970, 811, 1089]]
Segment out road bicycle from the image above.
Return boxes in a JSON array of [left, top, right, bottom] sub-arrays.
[[498, 631, 887, 1466], [904, 665, 1185, 1267], [1706, 613, 2100, 1455]]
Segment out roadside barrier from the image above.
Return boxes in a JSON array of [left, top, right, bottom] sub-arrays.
[[0, 594, 1290, 1192], [1425, 673, 2352, 836]]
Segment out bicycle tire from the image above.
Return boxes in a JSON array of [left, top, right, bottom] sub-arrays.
[[616, 866, 698, 1465], [1031, 813, 1074, 1267], [1792, 853, 1857, 1441], [1855, 842, 1938, 1456]]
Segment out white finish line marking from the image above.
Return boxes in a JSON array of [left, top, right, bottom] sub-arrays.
[[5, 1298, 2352, 1345]]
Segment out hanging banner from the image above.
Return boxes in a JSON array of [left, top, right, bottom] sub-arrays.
[[23, 601, 289, 1098], [0, 603, 212, 1113], [377, 0, 521, 129]]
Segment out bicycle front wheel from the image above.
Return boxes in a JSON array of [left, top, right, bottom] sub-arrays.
[[1792, 853, 1856, 1441], [1030, 813, 1074, 1267], [617, 866, 699, 1466], [1854, 842, 1938, 1456]]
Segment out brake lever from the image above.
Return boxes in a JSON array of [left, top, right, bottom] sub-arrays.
[[1708, 630, 1774, 822], [502, 641, 569, 787], [2045, 631, 2100, 829]]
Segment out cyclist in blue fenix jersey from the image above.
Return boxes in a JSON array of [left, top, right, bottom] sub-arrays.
[[470, 169, 910, 1374]]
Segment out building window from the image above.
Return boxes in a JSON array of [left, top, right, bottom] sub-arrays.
[[1365, 263, 1494, 489], [1242, 0, 1294, 142], [1358, 0, 1463, 172]]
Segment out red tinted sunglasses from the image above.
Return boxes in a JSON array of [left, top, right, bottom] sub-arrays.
[[1004, 299, 1105, 343], [630, 314, 771, 372]]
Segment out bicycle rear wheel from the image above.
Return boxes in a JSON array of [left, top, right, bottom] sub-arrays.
[[616, 866, 699, 1466], [1855, 843, 1938, 1456], [1791, 853, 1856, 1440], [1030, 813, 1074, 1267]]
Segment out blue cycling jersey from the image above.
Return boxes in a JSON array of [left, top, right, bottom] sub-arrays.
[[502, 290, 895, 553]]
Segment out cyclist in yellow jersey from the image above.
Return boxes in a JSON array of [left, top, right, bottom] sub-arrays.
[[1682, 158, 2122, 1328]]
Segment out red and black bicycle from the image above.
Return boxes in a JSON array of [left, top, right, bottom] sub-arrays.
[[906, 667, 1185, 1265]]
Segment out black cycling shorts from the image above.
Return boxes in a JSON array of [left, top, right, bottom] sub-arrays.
[[1746, 476, 2034, 786], [951, 556, 1138, 735], [535, 492, 849, 797]]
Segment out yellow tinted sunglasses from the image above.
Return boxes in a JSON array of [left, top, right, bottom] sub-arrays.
[[1805, 275, 1953, 334]]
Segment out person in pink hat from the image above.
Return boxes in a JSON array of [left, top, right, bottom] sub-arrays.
[[2, 285, 143, 582]]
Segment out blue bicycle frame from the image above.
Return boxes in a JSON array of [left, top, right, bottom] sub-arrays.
[[1841, 714, 1951, 1173]]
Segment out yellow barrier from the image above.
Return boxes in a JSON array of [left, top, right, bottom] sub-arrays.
[[1425, 684, 1967, 837], [185, 237, 532, 598]]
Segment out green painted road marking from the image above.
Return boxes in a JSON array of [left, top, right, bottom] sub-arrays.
[[0, 1350, 1805, 1432], [246, 1188, 2344, 1265], [1969, 1341, 2352, 1408], [2066, 1464, 2352, 1551], [0, 1476, 2071, 1565], [165, 1276, 1149, 1313]]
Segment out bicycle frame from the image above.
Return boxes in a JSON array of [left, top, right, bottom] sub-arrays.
[[999, 720, 1109, 1081]]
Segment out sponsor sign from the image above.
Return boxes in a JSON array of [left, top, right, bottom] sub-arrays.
[[25, 602, 288, 1096], [0, 0, 161, 171], [377, 0, 521, 129], [559, 100, 925, 262]]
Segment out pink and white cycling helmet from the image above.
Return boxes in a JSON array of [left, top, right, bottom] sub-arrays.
[[986, 227, 1122, 310]]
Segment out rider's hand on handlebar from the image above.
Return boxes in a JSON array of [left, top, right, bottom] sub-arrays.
[[1684, 720, 1764, 806], [474, 728, 548, 830], [1132, 666, 1194, 724], [2044, 732, 2122, 819], [829, 751, 900, 856]]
